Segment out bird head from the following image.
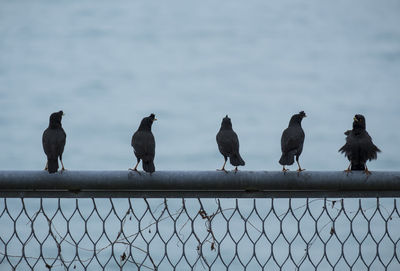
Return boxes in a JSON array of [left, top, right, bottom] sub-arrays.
[[149, 113, 157, 122], [289, 111, 306, 126], [139, 113, 157, 131], [353, 114, 366, 130], [49, 111, 64, 129], [220, 115, 233, 130], [299, 111, 307, 118]]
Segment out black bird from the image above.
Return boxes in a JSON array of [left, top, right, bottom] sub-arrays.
[[339, 114, 381, 175], [42, 111, 66, 173], [279, 111, 306, 172], [216, 115, 245, 172], [130, 114, 157, 173]]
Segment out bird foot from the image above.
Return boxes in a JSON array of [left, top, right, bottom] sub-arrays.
[[217, 168, 228, 174], [296, 168, 305, 176], [282, 168, 289, 173], [233, 167, 239, 173], [60, 168, 66, 174], [344, 168, 352, 176], [129, 168, 141, 175], [364, 169, 372, 175]]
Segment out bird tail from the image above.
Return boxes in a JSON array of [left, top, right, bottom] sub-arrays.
[[230, 153, 245, 166], [143, 160, 155, 173], [279, 151, 296, 166], [47, 158, 59, 173]]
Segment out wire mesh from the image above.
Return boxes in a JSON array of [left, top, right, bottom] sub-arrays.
[[0, 197, 399, 270]]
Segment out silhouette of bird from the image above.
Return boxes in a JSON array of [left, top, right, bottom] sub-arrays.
[[42, 111, 66, 173], [339, 114, 381, 175], [279, 111, 306, 172], [216, 115, 245, 172], [130, 114, 157, 173]]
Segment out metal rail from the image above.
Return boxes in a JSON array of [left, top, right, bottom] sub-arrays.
[[0, 170, 399, 198]]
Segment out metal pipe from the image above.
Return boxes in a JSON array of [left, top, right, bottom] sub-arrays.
[[0, 170, 399, 198]]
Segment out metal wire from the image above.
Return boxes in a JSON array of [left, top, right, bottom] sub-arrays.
[[0, 197, 399, 270]]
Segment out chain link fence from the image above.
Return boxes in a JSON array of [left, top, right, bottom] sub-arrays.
[[1, 197, 400, 270]]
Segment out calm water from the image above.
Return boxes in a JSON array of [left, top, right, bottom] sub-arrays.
[[1, 1, 400, 270], [0, 0, 399, 171]]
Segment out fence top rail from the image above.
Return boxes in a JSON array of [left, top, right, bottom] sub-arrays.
[[0, 170, 399, 198]]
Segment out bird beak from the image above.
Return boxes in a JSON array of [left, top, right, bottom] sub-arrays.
[[153, 118, 157, 121], [353, 117, 358, 122]]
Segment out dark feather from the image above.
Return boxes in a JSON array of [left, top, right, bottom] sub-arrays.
[[339, 114, 381, 170], [132, 130, 155, 162]]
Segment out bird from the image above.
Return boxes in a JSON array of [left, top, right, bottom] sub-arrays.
[[42, 111, 66, 173], [216, 115, 245, 172], [279, 111, 306, 172], [339, 114, 381, 175], [130, 113, 157, 173]]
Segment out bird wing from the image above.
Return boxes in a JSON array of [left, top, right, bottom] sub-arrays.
[[132, 131, 155, 160], [359, 131, 381, 160], [281, 126, 304, 153], [216, 130, 239, 155], [56, 128, 66, 156], [339, 130, 381, 161], [42, 129, 53, 157], [42, 128, 66, 158], [339, 129, 357, 153]]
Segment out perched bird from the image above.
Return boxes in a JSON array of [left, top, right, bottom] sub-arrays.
[[339, 114, 381, 175], [130, 113, 157, 173], [42, 111, 66, 173], [279, 111, 306, 172], [216, 115, 245, 172]]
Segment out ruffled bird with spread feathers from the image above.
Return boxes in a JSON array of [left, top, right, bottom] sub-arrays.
[[339, 114, 381, 175]]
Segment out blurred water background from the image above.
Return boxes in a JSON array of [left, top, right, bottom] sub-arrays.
[[0, 0, 399, 171], [1, 0, 400, 270]]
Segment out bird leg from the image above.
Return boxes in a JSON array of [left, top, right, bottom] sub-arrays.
[[364, 165, 371, 175], [344, 163, 352, 174], [129, 159, 140, 172], [296, 161, 305, 172], [60, 159, 65, 171], [282, 166, 289, 173], [44, 162, 48, 171], [217, 158, 228, 173], [234, 166, 238, 173]]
